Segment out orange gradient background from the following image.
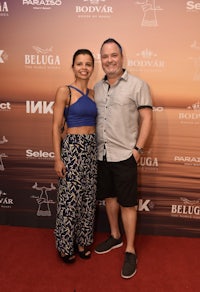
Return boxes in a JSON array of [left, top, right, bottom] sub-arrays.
[[0, 0, 199, 236]]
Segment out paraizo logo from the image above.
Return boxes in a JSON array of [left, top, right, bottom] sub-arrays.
[[22, 0, 62, 10], [174, 155, 200, 167], [0, 1, 8, 16], [25, 46, 60, 70], [171, 197, 200, 219], [128, 48, 165, 73], [26, 101, 54, 114], [26, 149, 54, 160], [75, 0, 113, 19], [186, 1, 200, 12]]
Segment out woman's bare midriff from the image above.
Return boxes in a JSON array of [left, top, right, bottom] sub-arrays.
[[67, 126, 95, 135]]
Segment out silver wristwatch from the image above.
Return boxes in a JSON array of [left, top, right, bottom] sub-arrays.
[[134, 145, 144, 154]]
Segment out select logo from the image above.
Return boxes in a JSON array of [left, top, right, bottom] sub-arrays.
[[26, 149, 54, 159]]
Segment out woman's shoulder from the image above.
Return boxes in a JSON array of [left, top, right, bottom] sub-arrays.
[[56, 85, 70, 94], [55, 85, 71, 104]]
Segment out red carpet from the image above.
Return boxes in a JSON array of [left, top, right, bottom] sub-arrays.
[[0, 225, 199, 292]]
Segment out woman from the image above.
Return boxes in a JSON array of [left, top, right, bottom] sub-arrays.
[[52, 49, 97, 263]]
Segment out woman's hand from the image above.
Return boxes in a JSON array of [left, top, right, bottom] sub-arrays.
[[54, 159, 66, 178]]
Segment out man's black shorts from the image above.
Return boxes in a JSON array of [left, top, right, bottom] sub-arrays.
[[97, 155, 138, 207]]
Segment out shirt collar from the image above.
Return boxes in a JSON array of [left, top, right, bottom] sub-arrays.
[[103, 69, 127, 82]]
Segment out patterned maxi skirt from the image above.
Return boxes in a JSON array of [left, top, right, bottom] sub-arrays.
[[55, 134, 97, 256]]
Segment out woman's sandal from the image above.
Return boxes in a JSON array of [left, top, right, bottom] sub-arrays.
[[58, 252, 76, 264], [77, 247, 91, 260]]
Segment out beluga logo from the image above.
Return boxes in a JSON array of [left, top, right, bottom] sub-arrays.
[[0, 1, 9, 16], [25, 46, 60, 70]]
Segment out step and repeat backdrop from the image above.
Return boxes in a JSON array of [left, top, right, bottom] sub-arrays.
[[0, 0, 199, 237]]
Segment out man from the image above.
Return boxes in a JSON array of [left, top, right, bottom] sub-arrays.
[[94, 38, 153, 279]]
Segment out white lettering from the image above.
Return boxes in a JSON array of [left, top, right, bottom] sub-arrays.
[[75, 5, 113, 13], [179, 113, 200, 119], [187, 1, 200, 10], [174, 156, 200, 163], [0, 197, 13, 204], [0, 50, 4, 63], [0, 2, 8, 12], [26, 101, 54, 114], [171, 204, 200, 215], [138, 157, 158, 167], [128, 59, 165, 68], [153, 106, 164, 112], [26, 149, 54, 158], [25, 54, 60, 65], [138, 199, 150, 211], [23, 0, 62, 6], [0, 102, 11, 110]]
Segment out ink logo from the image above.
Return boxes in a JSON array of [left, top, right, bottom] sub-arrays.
[[97, 198, 155, 212], [0, 50, 8, 63], [128, 48, 165, 73], [0, 190, 14, 208], [25, 46, 60, 70], [186, 1, 200, 12], [189, 40, 200, 81], [0, 1, 8, 16], [22, 0, 62, 10], [26, 100, 54, 114], [174, 155, 200, 167], [138, 199, 155, 212], [171, 197, 200, 219], [179, 100, 200, 125], [76, 0, 113, 19], [31, 183, 56, 216], [136, 0, 163, 27], [26, 149, 55, 160]]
